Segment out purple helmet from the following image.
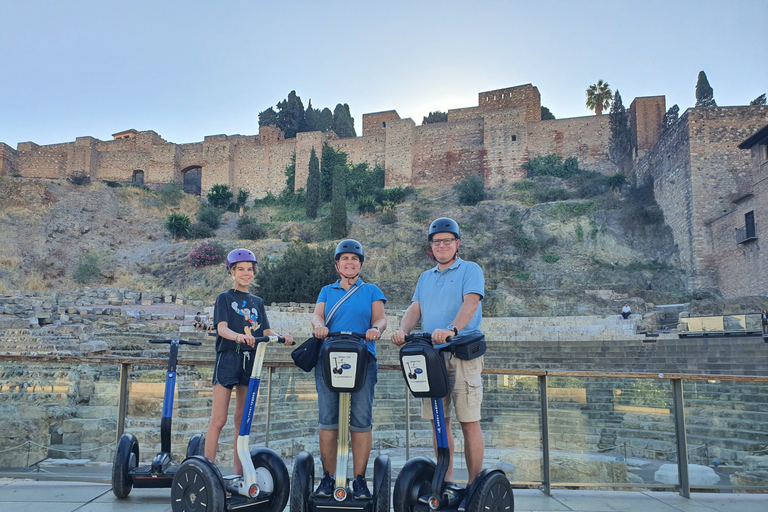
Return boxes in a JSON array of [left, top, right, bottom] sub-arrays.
[[226, 248, 257, 270]]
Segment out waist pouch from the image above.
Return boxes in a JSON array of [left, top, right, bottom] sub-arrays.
[[450, 333, 486, 360]]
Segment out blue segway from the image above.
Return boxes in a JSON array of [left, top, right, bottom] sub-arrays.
[[290, 331, 391, 512], [171, 335, 292, 512], [113, 338, 206, 498], [393, 333, 513, 512]]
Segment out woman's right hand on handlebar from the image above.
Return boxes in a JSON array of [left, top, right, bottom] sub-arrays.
[[391, 330, 407, 346], [313, 325, 329, 339]]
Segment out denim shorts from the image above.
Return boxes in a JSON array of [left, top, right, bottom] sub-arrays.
[[212, 350, 254, 389], [315, 354, 378, 432]]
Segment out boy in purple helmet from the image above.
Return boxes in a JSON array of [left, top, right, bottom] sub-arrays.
[[204, 248, 294, 476]]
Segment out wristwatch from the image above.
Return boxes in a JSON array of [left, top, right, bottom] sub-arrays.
[[372, 326, 382, 333], [447, 324, 458, 335]]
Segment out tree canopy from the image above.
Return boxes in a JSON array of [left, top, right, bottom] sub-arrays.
[[259, 92, 356, 138], [541, 106, 556, 120], [609, 90, 633, 173], [695, 71, 717, 108], [422, 111, 448, 124]]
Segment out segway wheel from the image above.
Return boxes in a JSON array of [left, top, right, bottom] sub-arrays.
[[250, 448, 290, 512], [392, 456, 435, 512], [171, 457, 225, 512], [373, 454, 391, 512], [466, 471, 514, 512], [112, 433, 138, 499], [290, 451, 314, 512], [186, 433, 206, 458]]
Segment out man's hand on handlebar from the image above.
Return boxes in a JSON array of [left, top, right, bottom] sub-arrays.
[[431, 328, 454, 345]]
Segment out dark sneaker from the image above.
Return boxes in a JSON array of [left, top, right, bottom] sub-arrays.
[[352, 475, 371, 500], [315, 472, 335, 497], [457, 494, 468, 512]]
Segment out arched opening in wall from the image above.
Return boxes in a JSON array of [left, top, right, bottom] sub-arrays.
[[181, 166, 202, 196], [132, 170, 144, 185], [382, 122, 386, 129]]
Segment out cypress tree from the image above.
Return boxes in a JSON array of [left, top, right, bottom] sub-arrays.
[[305, 148, 320, 219], [695, 71, 717, 107], [330, 160, 348, 238], [332, 103, 356, 138], [609, 90, 633, 174]]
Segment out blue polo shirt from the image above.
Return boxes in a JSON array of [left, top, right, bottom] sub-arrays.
[[317, 279, 387, 359], [413, 258, 484, 339]]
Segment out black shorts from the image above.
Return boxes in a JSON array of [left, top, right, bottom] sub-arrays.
[[212, 350, 255, 389]]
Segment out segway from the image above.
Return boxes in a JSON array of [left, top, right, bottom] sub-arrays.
[[171, 334, 291, 512], [113, 338, 206, 498], [393, 333, 513, 512], [290, 331, 391, 512]]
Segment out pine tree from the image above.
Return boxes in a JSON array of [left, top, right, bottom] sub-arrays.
[[609, 90, 633, 173], [695, 71, 717, 107], [750, 94, 766, 106], [330, 159, 348, 238], [305, 148, 320, 219]]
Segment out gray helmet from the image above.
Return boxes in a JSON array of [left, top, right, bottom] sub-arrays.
[[428, 217, 460, 241], [226, 248, 257, 270], [334, 239, 365, 263]]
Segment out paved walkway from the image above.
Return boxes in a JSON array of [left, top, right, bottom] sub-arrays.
[[1, 477, 765, 512]]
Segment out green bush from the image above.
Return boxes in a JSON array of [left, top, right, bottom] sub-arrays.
[[158, 181, 184, 206], [207, 184, 234, 209], [188, 222, 215, 239], [607, 173, 627, 191], [454, 174, 485, 206], [73, 253, 101, 285], [165, 212, 191, 238], [575, 223, 584, 242], [255, 244, 338, 303], [542, 253, 560, 264], [67, 172, 91, 185], [237, 216, 267, 240], [236, 189, 250, 207], [357, 196, 377, 215], [253, 191, 279, 206], [549, 201, 597, 220], [103, 180, 122, 188], [189, 241, 226, 268], [535, 187, 572, 203], [376, 186, 414, 204], [523, 154, 584, 179], [197, 205, 222, 230]]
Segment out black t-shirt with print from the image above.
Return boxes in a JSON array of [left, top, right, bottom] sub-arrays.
[[213, 289, 270, 353]]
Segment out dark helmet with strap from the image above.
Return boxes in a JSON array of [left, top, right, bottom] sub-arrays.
[[334, 239, 365, 263], [428, 217, 460, 241], [226, 248, 257, 270]]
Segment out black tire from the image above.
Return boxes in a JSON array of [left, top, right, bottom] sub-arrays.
[[392, 457, 435, 512], [290, 451, 314, 512], [250, 448, 290, 512], [373, 454, 391, 512], [186, 433, 206, 458], [466, 471, 513, 512], [171, 456, 225, 512], [112, 433, 138, 499]]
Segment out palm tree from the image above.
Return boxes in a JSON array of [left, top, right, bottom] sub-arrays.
[[586, 80, 612, 116]]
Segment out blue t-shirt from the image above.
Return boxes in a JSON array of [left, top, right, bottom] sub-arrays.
[[412, 258, 484, 339], [317, 279, 386, 359], [213, 289, 270, 353]]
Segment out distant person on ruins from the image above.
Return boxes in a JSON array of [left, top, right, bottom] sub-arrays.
[[621, 303, 632, 319], [762, 309, 768, 335], [193, 312, 203, 331]]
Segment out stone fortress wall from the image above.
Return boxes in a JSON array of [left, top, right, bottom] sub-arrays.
[[0, 84, 627, 197]]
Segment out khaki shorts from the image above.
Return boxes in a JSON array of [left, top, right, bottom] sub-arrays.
[[421, 354, 484, 423]]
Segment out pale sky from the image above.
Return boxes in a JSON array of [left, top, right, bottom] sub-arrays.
[[1, 0, 766, 147]]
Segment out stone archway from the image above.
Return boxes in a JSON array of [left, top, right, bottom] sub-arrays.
[[181, 166, 202, 195], [132, 170, 144, 185]]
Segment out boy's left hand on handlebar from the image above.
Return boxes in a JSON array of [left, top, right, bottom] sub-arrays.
[[281, 334, 294, 346]]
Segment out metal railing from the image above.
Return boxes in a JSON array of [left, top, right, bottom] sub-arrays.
[[1, 354, 767, 498]]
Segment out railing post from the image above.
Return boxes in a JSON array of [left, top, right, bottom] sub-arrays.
[[539, 374, 551, 496], [265, 366, 274, 447], [672, 378, 690, 498], [116, 362, 130, 443]]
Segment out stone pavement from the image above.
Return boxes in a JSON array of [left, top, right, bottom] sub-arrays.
[[1, 475, 765, 512]]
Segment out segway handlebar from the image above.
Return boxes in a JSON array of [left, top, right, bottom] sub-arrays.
[[403, 332, 454, 352], [149, 338, 202, 346], [235, 335, 294, 351], [326, 331, 367, 341]]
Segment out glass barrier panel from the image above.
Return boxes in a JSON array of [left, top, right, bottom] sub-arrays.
[[723, 315, 746, 332], [547, 375, 677, 487], [683, 379, 768, 491], [701, 317, 725, 332], [745, 314, 763, 332]]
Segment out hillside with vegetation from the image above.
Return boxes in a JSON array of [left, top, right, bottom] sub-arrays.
[[0, 151, 705, 317]]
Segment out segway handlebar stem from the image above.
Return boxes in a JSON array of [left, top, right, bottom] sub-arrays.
[[149, 338, 202, 346]]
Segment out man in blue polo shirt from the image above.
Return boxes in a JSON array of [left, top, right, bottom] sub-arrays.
[[392, 217, 485, 501]]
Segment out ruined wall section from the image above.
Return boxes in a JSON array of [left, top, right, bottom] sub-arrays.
[[0, 143, 17, 176], [410, 118, 485, 187], [479, 84, 541, 122], [362, 111, 401, 137], [16, 141, 69, 179], [527, 116, 615, 174], [384, 118, 415, 187], [634, 111, 694, 285]]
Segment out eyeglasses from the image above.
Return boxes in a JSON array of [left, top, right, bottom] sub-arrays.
[[430, 238, 456, 247]]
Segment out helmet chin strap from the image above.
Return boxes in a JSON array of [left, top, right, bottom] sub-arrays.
[[335, 262, 360, 286]]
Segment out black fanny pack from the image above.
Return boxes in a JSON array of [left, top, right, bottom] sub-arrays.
[[449, 333, 486, 360]]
